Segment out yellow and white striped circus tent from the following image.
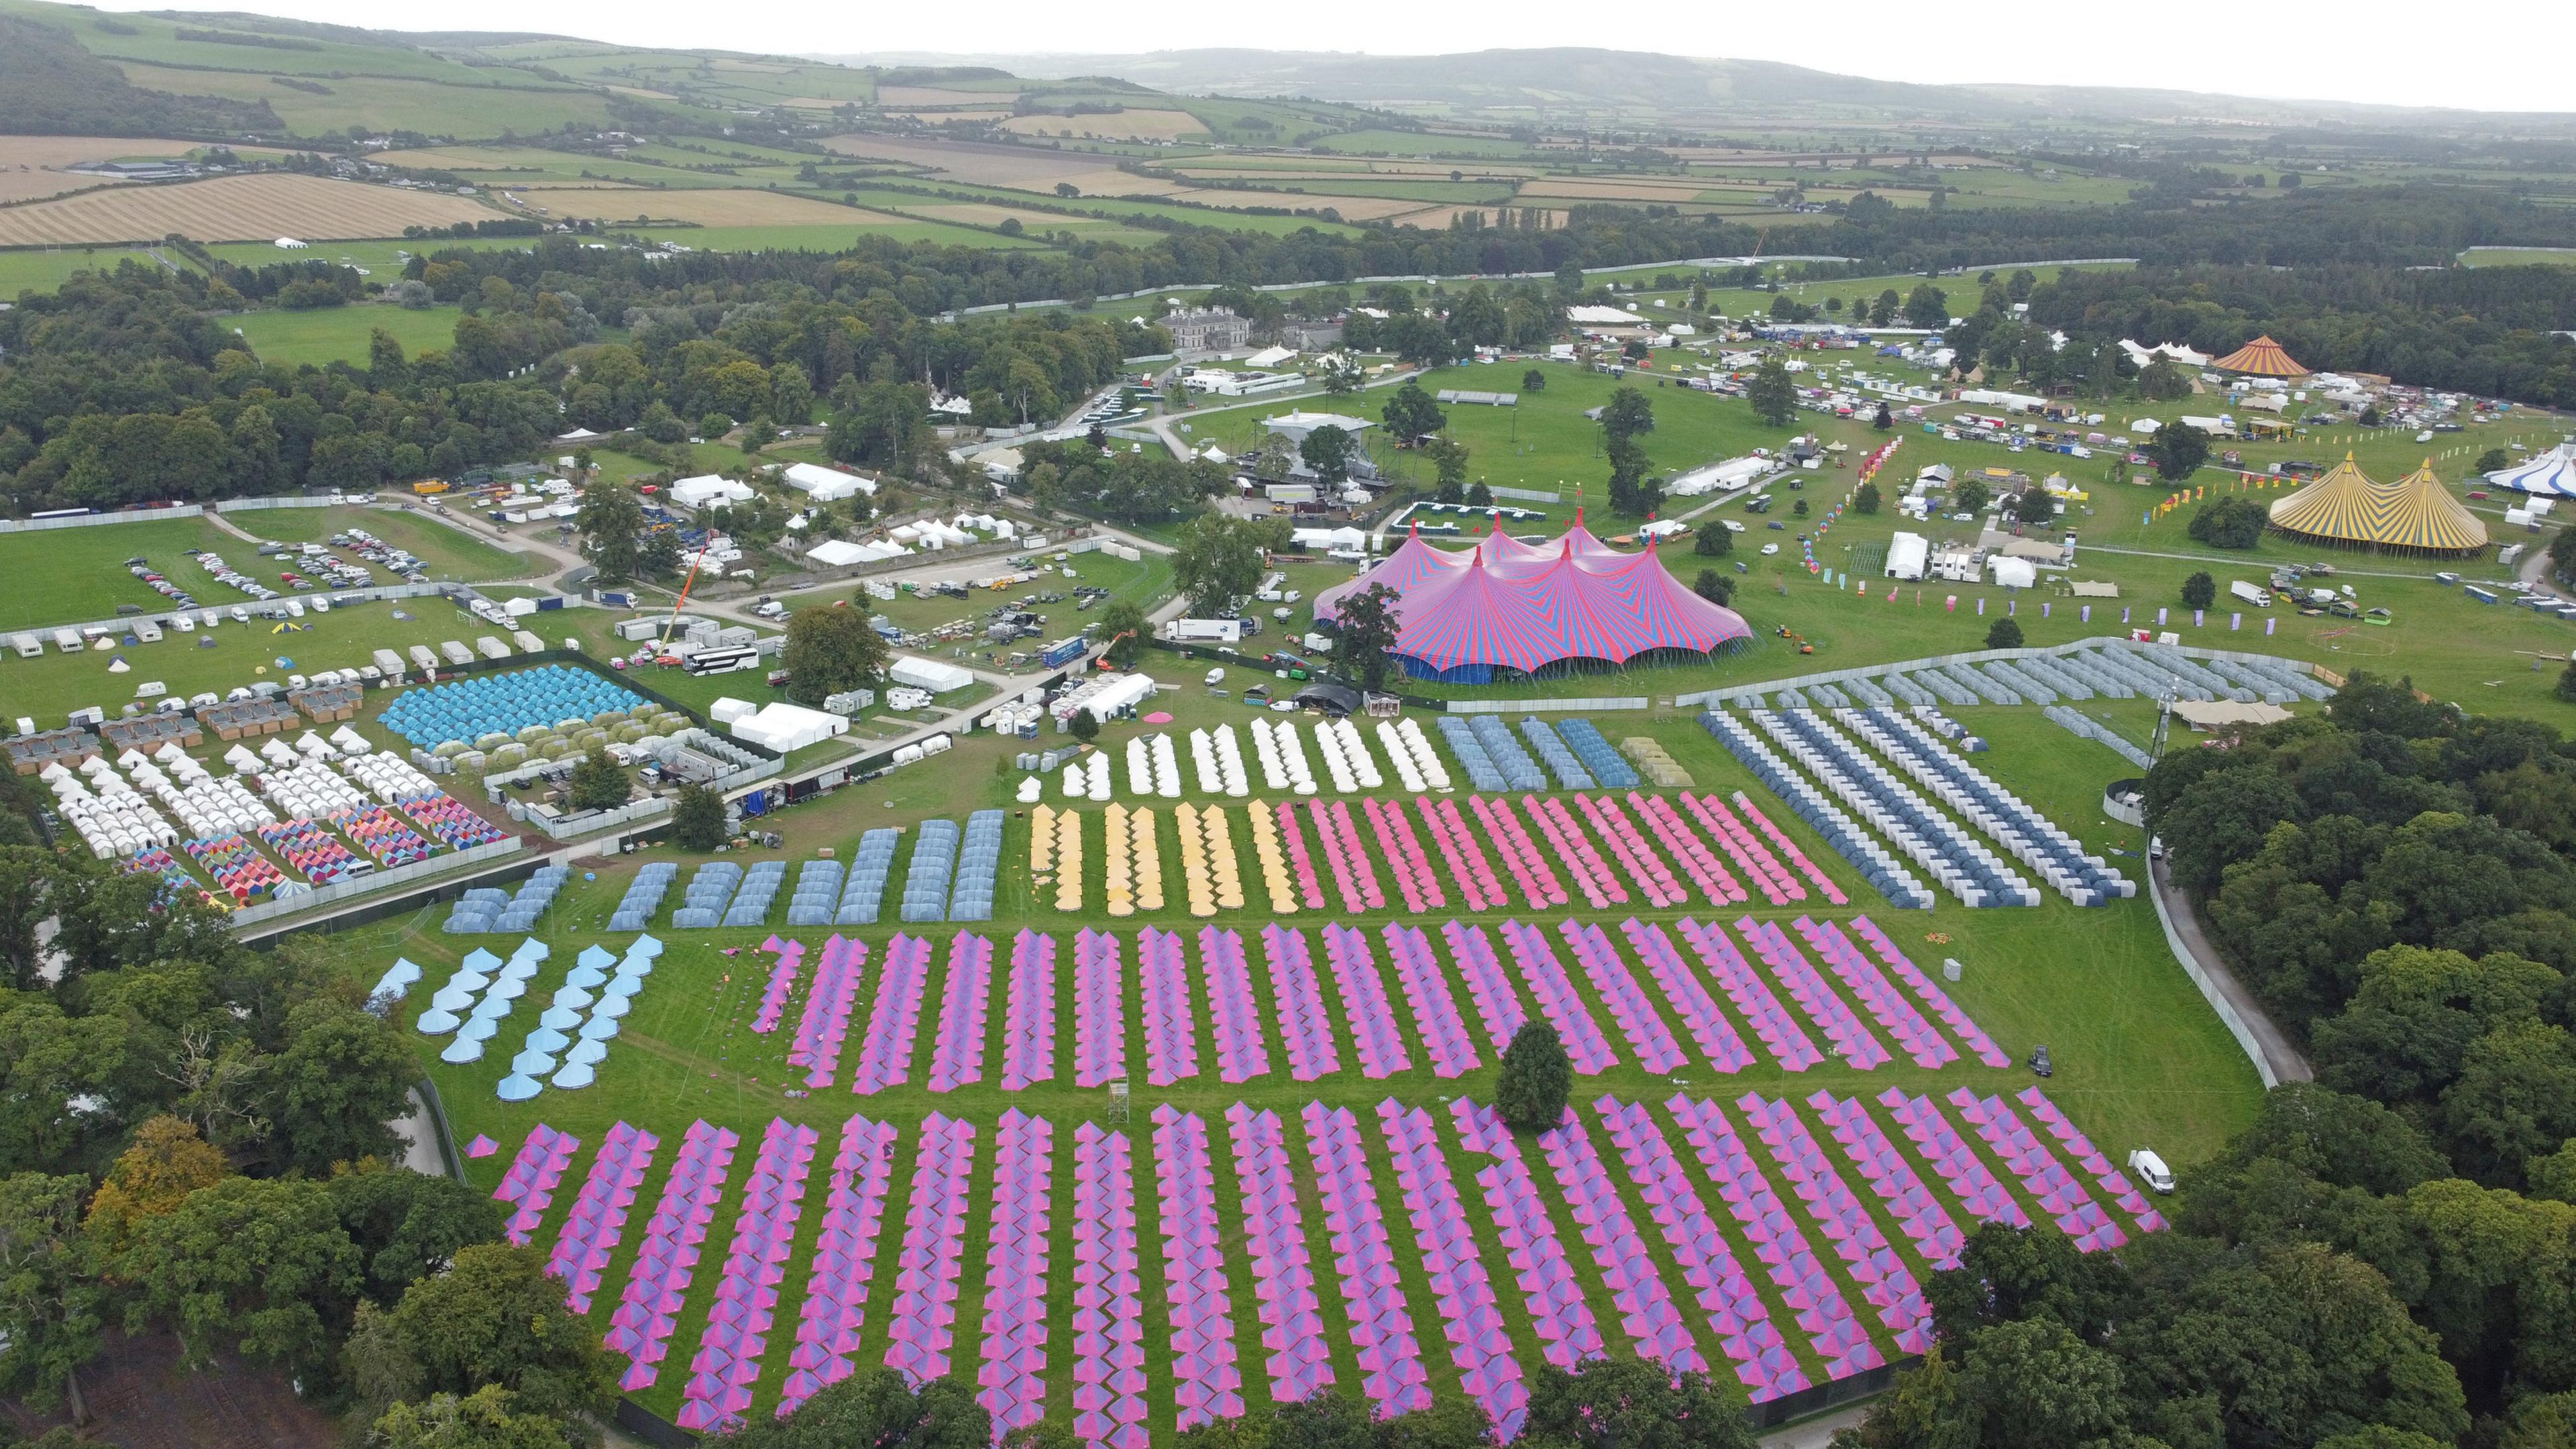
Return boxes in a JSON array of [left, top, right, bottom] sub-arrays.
[[2267, 454, 2488, 555], [2209, 334, 2310, 377]]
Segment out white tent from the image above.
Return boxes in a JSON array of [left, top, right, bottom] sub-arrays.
[[729, 702, 848, 753], [782, 462, 874, 500], [669, 475, 753, 507], [889, 656, 975, 694], [806, 539, 871, 566], [2491, 443, 2576, 498]]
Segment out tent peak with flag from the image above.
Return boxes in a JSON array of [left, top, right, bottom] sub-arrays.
[[2209, 334, 2310, 378], [2267, 452, 2487, 556]]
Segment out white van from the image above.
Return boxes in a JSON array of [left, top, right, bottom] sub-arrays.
[[2127, 1148, 2176, 1194]]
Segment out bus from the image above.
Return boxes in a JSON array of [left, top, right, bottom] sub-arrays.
[[682, 644, 761, 676]]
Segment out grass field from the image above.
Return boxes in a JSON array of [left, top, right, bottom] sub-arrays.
[[2459, 247, 2576, 268], [99, 60, 615, 139], [203, 236, 537, 275], [278, 649, 2251, 1433], [616, 221, 1049, 253], [230, 303, 463, 368], [0, 245, 191, 297]]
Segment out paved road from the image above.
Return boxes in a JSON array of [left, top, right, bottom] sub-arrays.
[[2147, 851, 2313, 1085]]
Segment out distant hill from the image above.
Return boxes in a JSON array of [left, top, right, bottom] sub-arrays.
[[819, 46, 2576, 130], [0, 11, 280, 136]]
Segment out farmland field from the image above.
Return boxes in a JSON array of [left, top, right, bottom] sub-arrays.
[[99, 60, 617, 138], [2459, 246, 2576, 268], [203, 235, 537, 274], [0, 244, 192, 297], [229, 303, 464, 368], [621, 222, 1046, 252], [500, 187, 911, 227], [998, 109, 1210, 142], [0, 515, 245, 630], [0, 173, 498, 246]]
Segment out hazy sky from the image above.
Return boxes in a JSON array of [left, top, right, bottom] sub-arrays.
[[92, 0, 2563, 112]]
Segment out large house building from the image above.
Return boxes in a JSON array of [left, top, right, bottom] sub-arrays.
[[1164, 307, 1252, 353]]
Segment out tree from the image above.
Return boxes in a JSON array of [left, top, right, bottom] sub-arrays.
[[1426, 437, 1470, 500], [83, 1116, 225, 1255], [1694, 570, 1733, 606], [1495, 1022, 1571, 1133], [1320, 360, 1360, 396], [1299, 425, 1354, 483], [2361, 403, 2383, 427], [782, 606, 890, 707], [1854, 482, 1882, 515], [119, 1174, 363, 1376], [1872, 402, 1892, 430], [325, 1163, 505, 1304], [372, 1386, 568, 1449], [358, 1244, 616, 1424], [1067, 710, 1100, 743], [1173, 514, 1279, 618], [2182, 571, 2217, 610], [1986, 616, 2025, 649], [1379, 382, 1447, 445], [1902, 282, 1950, 329], [0, 847, 57, 992], [1746, 357, 1796, 427], [2010, 488, 2053, 526], [1522, 1356, 1754, 1449], [1694, 524, 1733, 557], [566, 745, 631, 812], [1955, 478, 1992, 515], [2137, 357, 2193, 400], [2559, 659, 2576, 704], [706, 1364, 991, 1449], [1335, 583, 1403, 693], [2147, 421, 2210, 480], [1521, 368, 1546, 393], [1599, 386, 1654, 447], [1791, 498, 1809, 519], [262, 1000, 413, 1177], [671, 783, 728, 851], [1096, 600, 1146, 667], [574, 479, 645, 584], [0, 1173, 105, 1414], [1950, 1318, 2131, 1449], [2477, 447, 2512, 475], [2187, 494, 2265, 547], [1464, 481, 1491, 508]]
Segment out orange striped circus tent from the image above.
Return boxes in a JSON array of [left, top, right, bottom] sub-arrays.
[[2209, 334, 2310, 377], [2267, 453, 2488, 555]]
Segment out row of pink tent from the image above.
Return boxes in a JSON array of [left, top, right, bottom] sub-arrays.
[[1739, 1095, 1933, 1356], [1794, 917, 1953, 1069], [1381, 1102, 1525, 1439], [786, 937, 865, 1089], [1849, 917, 2011, 1069], [1635, 793, 1748, 906], [678, 1118, 817, 1431], [1361, 797, 1446, 914], [1442, 919, 1529, 1057], [1417, 798, 1505, 912], [1598, 1095, 1808, 1403], [1677, 918, 1825, 1072], [1150, 1107, 1244, 1428], [927, 933, 992, 1093], [1273, 806, 1325, 912], [1138, 928, 1198, 1088], [1544, 1112, 1707, 1375], [1739, 918, 1891, 1071], [537, 1086, 2167, 1430], [1470, 794, 1567, 909], [881, 1113, 975, 1385], [1304, 1103, 1430, 1416], [1069, 1122, 1147, 1449], [1681, 792, 1808, 906], [1452, 1102, 1605, 1371], [1302, 800, 1385, 914], [849, 934, 930, 1097], [750, 938, 804, 1034], [1524, 795, 1623, 911], [1578, 794, 1686, 909], [1322, 924, 1411, 1079], [494, 1122, 580, 1246], [2019, 1087, 2166, 1231], [1499, 919, 1619, 1073], [973, 1110, 1051, 1435], [999, 931, 1055, 1091], [1199, 927, 1271, 1084], [1560, 920, 1687, 1075], [1621, 919, 1755, 1073], [1383, 924, 1481, 1077], [1072, 930, 1124, 1089], [606, 1120, 737, 1392], [1259, 925, 1340, 1082], [546, 1121, 655, 1313], [780, 1115, 898, 1415], [1224, 1105, 1334, 1401]]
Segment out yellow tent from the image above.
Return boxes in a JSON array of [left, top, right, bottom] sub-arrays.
[[2267, 454, 2487, 555]]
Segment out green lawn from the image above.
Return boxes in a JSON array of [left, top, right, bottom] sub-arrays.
[[0, 515, 247, 630], [203, 237, 537, 275], [229, 304, 463, 368], [225, 504, 537, 584], [2458, 247, 2576, 268], [628, 222, 1049, 254], [0, 246, 194, 299]]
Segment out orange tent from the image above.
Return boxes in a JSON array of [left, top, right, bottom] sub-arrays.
[[2210, 334, 2310, 377]]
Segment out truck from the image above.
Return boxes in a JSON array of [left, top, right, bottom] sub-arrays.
[[411, 479, 449, 496], [1165, 618, 1244, 645], [2228, 580, 2271, 608], [1040, 635, 1088, 670]]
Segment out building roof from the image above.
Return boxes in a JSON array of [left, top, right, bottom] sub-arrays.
[[1566, 305, 1648, 325], [1261, 411, 1373, 439], [2267, 453, 2488, 555], [2490, 442, 2576, 498], [2209, 334, 2310, 377]]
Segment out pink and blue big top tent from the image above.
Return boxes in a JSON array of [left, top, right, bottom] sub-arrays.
[[2491, 443, 2576, 498], [1312, 514, 1750, 684]]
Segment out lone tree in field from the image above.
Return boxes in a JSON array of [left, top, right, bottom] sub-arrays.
[[671, 783, 727, 851], [566, 746, 631, 812], [2182, 571, 2217, 611], [1986, 616, 2025, 650], [1694, 524, 1733, 557], [1854, 481, 1882, 515], [575, 478, 645, 583], [1497, 1022, 1572, 1133], [1335, 582, 1403, 692], [1747, 356, 1797, 428]]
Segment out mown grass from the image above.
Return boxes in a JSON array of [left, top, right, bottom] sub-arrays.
[[229, 303, 462, 368]]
